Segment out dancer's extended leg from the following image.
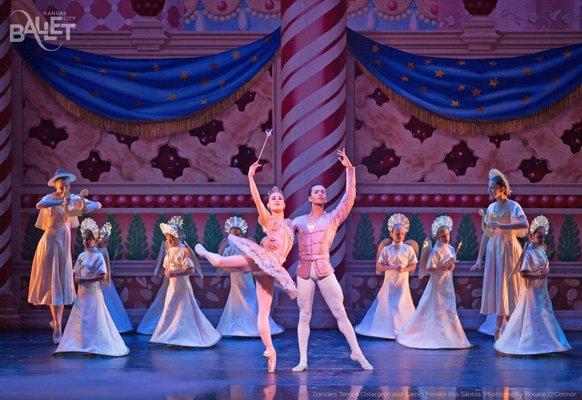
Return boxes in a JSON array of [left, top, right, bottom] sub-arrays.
[[317, 274, 373, 370], [292, 274, 316, 372], [195, 244, 255, 272], [255, 274, 276, 372]]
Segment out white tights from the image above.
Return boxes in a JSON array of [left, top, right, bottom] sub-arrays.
[[296, 267, 364, 365]]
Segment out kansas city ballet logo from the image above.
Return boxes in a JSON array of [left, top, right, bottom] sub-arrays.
[[10, 10, 76, 51]]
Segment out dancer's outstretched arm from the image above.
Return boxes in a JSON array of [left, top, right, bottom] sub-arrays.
[[248, 161, 271, 226], [329, 148, 356, 227]]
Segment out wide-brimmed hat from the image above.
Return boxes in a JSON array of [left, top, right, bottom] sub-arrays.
[[48, 169, 76, 186]]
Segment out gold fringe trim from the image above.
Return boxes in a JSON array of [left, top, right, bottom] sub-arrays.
[[357, 61, 582, 135], [27, 58, 274, 139]]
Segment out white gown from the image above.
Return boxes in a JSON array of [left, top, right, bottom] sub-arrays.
[[98, 248, 133, 333], [55, 248, 129, 356], [137, 277, 169, 335], [355, 242, 417, 339], [494, 244, 571, 355], [217, 245, 284, 337], [397, 244, 471, 349], [150, 244, 221, 347], [481, 200, 526, 316]]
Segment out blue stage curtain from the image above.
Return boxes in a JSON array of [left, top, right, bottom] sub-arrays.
[[347, 29, 582, 135], [15, 30, 280, 138]]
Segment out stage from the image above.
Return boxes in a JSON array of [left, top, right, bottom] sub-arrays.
[[0, 330, 580, 400]]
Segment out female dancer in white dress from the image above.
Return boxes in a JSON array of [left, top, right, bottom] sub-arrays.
[[397, 216, 471, 349], [195, 161, 298, 372], [93, 221, 133, 333], [217, 216, 284, 337], [55, 223, 129, 356], [355, 214, 417, 339], [494, 216, 571, 355], [150, 218, 220, 348], [471, 169, 527, 340], [28, 169, 101, 343]]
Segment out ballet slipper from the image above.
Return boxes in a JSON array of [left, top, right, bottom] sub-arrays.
[[194, 244, 222, 267], [50, 321, 61, 344], [350, 353, 373, 370], [263, 350, 277, 373], [292, 362, 308, 372]]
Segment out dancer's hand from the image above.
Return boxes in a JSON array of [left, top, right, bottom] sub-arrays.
[[337, 148, 353, 168], [248, 161, 261, 178], [262, 237, 279, 252], [470, 261, 482, 271], [445, 260, 455, 270]]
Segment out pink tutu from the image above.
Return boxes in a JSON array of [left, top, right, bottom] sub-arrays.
[[228, 234, 297, 298]]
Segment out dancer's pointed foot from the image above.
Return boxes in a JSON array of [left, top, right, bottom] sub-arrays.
[[263, 350, 277, 373], [50, 321, 62, 344], [292, 362, 308, 372], [350, 353, 373, 370]]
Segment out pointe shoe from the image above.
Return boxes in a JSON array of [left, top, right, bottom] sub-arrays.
[[50, 321, 62, 344], [292, 362, 308, 372], [263, 350, 277, 373], [350, 353, 373, 371]]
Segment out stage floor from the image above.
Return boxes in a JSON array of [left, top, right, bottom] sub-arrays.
[[0, 330, 580, 400]]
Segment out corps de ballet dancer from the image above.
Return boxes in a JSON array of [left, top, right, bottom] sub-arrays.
[[28, 169, 101, 343], [494, 215, 571, 355], [355, 213, 417, 340], [54, 221, 129, 357], [396, 215, 471, 349], [471, 169, 527, 340]]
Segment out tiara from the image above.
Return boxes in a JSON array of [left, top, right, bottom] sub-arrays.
[[529, 215, 550, 235], [224, 216, 248, 235], [167, 215, 184, 229], [387, 213, 410, 232], [99, 222, 112, 238], [431, 215, 453, 238]]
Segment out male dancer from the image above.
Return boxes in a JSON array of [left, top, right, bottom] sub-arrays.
[[286, 148, 373, 371]]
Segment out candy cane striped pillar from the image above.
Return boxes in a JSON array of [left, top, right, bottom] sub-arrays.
[[280, 0, 348, 278], [0, 0, 18, 328]]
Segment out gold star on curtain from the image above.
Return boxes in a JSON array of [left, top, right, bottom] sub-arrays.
[[563, 50, 572, 58], [451, 100, 460, 107], [424, 59, 432, 65], [200, 99, 208, 105], [535, 56, 544, 62], [129, 72, 137, 80], [210, 61, 218, 70], [458, 84, 466, 92], [374, 59, 381, 66], [435, 69, 445, 78], [477, 106, 485, 113], [406, 61, 414, 69], [168, 93, 177, 101], [522, 95, 531, 104], [420, 85, 428, 93], [489, 78, 499, 87], [371, 44, 379, 53], [219, 80, 225, 88], [59, 68, 67, 77], [457, 60, 466, 66], [401, 75, 409, 82], [152, 64, 160, 71], [232, 50, 241, 60], [522, 67, 533, 76], [472, 88, 482, 97], [251, 55, 258, 63], [99, 68, 108, 74], [200, 78, 209, 86], [489, 60, 497, 67], [180, 72, 189, 80]]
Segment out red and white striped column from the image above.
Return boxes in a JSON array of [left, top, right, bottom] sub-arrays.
[[0, 0, 14, 325], [280, 0, 348, 277]]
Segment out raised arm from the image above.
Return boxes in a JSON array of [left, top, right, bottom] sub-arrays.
[[248, 161, 271, 226], [329, 148, 356, 227]]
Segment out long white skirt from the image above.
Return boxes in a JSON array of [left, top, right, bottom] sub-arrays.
[[397, 271, 471, 349], [355, 270, 415, 339], [55, 282, 129, 356], [137, 278, 169, 335], [217, 272, 284, 337], [101, 281, 133, 333], [150, 275, 221, 347], [494, 278, 571, 355]]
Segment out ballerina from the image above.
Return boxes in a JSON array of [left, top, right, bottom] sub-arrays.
[[494, 216, 571, 355], [28, 169, 101, 343], [216, 216, 284, 337], [355, 213, 417, 340], [150, 217, 220, 348], [54, 222, 129, 357], [471, 169, 527, 340], [396, 215, 471, 349], [195, 161, 298, 373]]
